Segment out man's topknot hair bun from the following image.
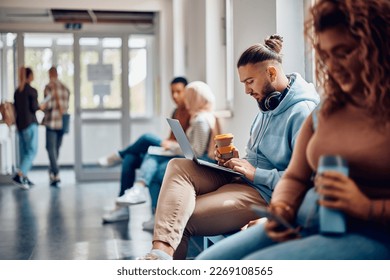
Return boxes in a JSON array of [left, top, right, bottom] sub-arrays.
[[264, 34, 283, 54]]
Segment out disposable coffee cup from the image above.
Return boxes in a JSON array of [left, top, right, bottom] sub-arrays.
[[318, 155, 348, 234], [214, 133, 234, 160]]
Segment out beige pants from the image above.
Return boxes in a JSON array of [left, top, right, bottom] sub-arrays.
[[153, 158, 266, 259]]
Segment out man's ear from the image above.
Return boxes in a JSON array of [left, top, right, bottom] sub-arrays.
[[266, 66, 277, 82]]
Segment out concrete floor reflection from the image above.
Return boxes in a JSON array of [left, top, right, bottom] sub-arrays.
[[0, 169, 203, 260]]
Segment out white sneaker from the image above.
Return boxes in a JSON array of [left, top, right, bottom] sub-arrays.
[[98, 152, 122, 167], [102, 207, 129, 223], [137, 249, 172, 260], [116, 185, 147, 206], [136, 252, 162, 260], [142, 216, 155, 232]]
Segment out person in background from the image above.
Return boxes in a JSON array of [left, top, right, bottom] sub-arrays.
[[197, 0, 390, 260], [111, 81, 219, 229], [138, 35, 319, 260], [12, 66, 40, 190], [101, 77, 191, 223], [41, 66, 70, 187]]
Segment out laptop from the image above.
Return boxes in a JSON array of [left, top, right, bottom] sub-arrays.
[[167, 118, 243, 176]]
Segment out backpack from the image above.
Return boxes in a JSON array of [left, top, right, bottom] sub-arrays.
[[0, 102, 16, 127]]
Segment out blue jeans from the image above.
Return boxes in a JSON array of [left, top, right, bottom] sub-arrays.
[[46, 127, 65, 175], [18, 123, 38, 176], [118, 133, 162, 196], [135, 154, 177, 187], [148, 162, 168, 213], [197, 188, 390, 260]]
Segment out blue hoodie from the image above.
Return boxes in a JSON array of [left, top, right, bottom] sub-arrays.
[[244, 72, 320, 203]]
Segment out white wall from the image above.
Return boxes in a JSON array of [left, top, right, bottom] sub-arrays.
[[156, 0, 175, 140], [172, 0, 186, 76], [185, 0, 207, 82], [205, 0, 227, 111], [276, 0, 306, 75], [181, 0, 227, 110], [225, 0, 305, 153], [225, 0, 278, 153]]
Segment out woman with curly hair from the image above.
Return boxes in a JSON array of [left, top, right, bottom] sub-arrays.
[[197, 0, 390, 260]]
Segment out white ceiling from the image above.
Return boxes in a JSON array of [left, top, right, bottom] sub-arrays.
[[0, 8, 52, 23], [0, 0, 164, 11]]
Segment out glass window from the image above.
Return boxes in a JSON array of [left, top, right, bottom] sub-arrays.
[[129, 37, 147, 48], [0, 33, 16, 102], [80, 37, 122, 110], [57, 37, 74, 46], [102, 38, 121, 48], [128, 36, 151, 117], [129, 48, 147, 116], [24, 37, 52, 48], [25, 47, 53, 99], [79, 38, 99, 46], [80, 49, 99, 109], [24, 33, 74, 113], [102, 48, 122, 108]]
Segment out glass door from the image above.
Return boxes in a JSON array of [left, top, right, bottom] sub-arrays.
[[0, 33, 17, 102], [24, 33, 75, 169], [74, 35, 130, 181]]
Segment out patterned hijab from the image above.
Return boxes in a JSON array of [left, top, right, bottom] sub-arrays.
[[185, 81, 220, 159], [184, 81, 215, 116]]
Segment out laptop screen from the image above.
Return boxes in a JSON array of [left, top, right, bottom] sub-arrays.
[[166, 118, 198, 162]]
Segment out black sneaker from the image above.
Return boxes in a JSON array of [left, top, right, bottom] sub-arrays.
[[24, 177, 35, 186], [50, 176, 61, 188], [50, 180, 61, 188], [12, 174, 29, 190]]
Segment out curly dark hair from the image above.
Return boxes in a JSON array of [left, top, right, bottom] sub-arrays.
[[305, 0, 390, 124]]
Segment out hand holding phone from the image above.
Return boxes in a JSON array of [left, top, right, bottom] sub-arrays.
[[251, 205, 299, 242], [40, 94, 52, 106], [251, 205, 295, 230]]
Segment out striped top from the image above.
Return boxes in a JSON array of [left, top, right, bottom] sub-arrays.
[[187, 112, 215, 156], [170, 111, 215, 157]]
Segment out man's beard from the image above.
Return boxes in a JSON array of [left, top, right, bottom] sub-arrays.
[[257, 82, 276, 110]]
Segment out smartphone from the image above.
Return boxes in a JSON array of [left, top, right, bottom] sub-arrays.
[[40, 94, 51, 105], [251, 205, 295, 230]]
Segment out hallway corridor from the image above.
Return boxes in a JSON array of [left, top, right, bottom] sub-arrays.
[[0, 169, 202, 260]]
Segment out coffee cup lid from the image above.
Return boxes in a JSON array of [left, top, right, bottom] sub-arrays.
[[214, 133, 234, 140]]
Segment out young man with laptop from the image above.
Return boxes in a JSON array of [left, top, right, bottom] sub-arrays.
[[166, 118, 242, 176], [139, 35, 319, 260]]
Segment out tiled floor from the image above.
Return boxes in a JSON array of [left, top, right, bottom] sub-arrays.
[[0, 169, 202, 260]]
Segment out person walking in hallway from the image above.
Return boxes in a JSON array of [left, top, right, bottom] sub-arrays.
[[41, 66, 70, 187], [12, 66, 40, 189]]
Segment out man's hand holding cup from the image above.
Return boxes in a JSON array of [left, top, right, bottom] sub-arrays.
[[214, 133, 238, 165]]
